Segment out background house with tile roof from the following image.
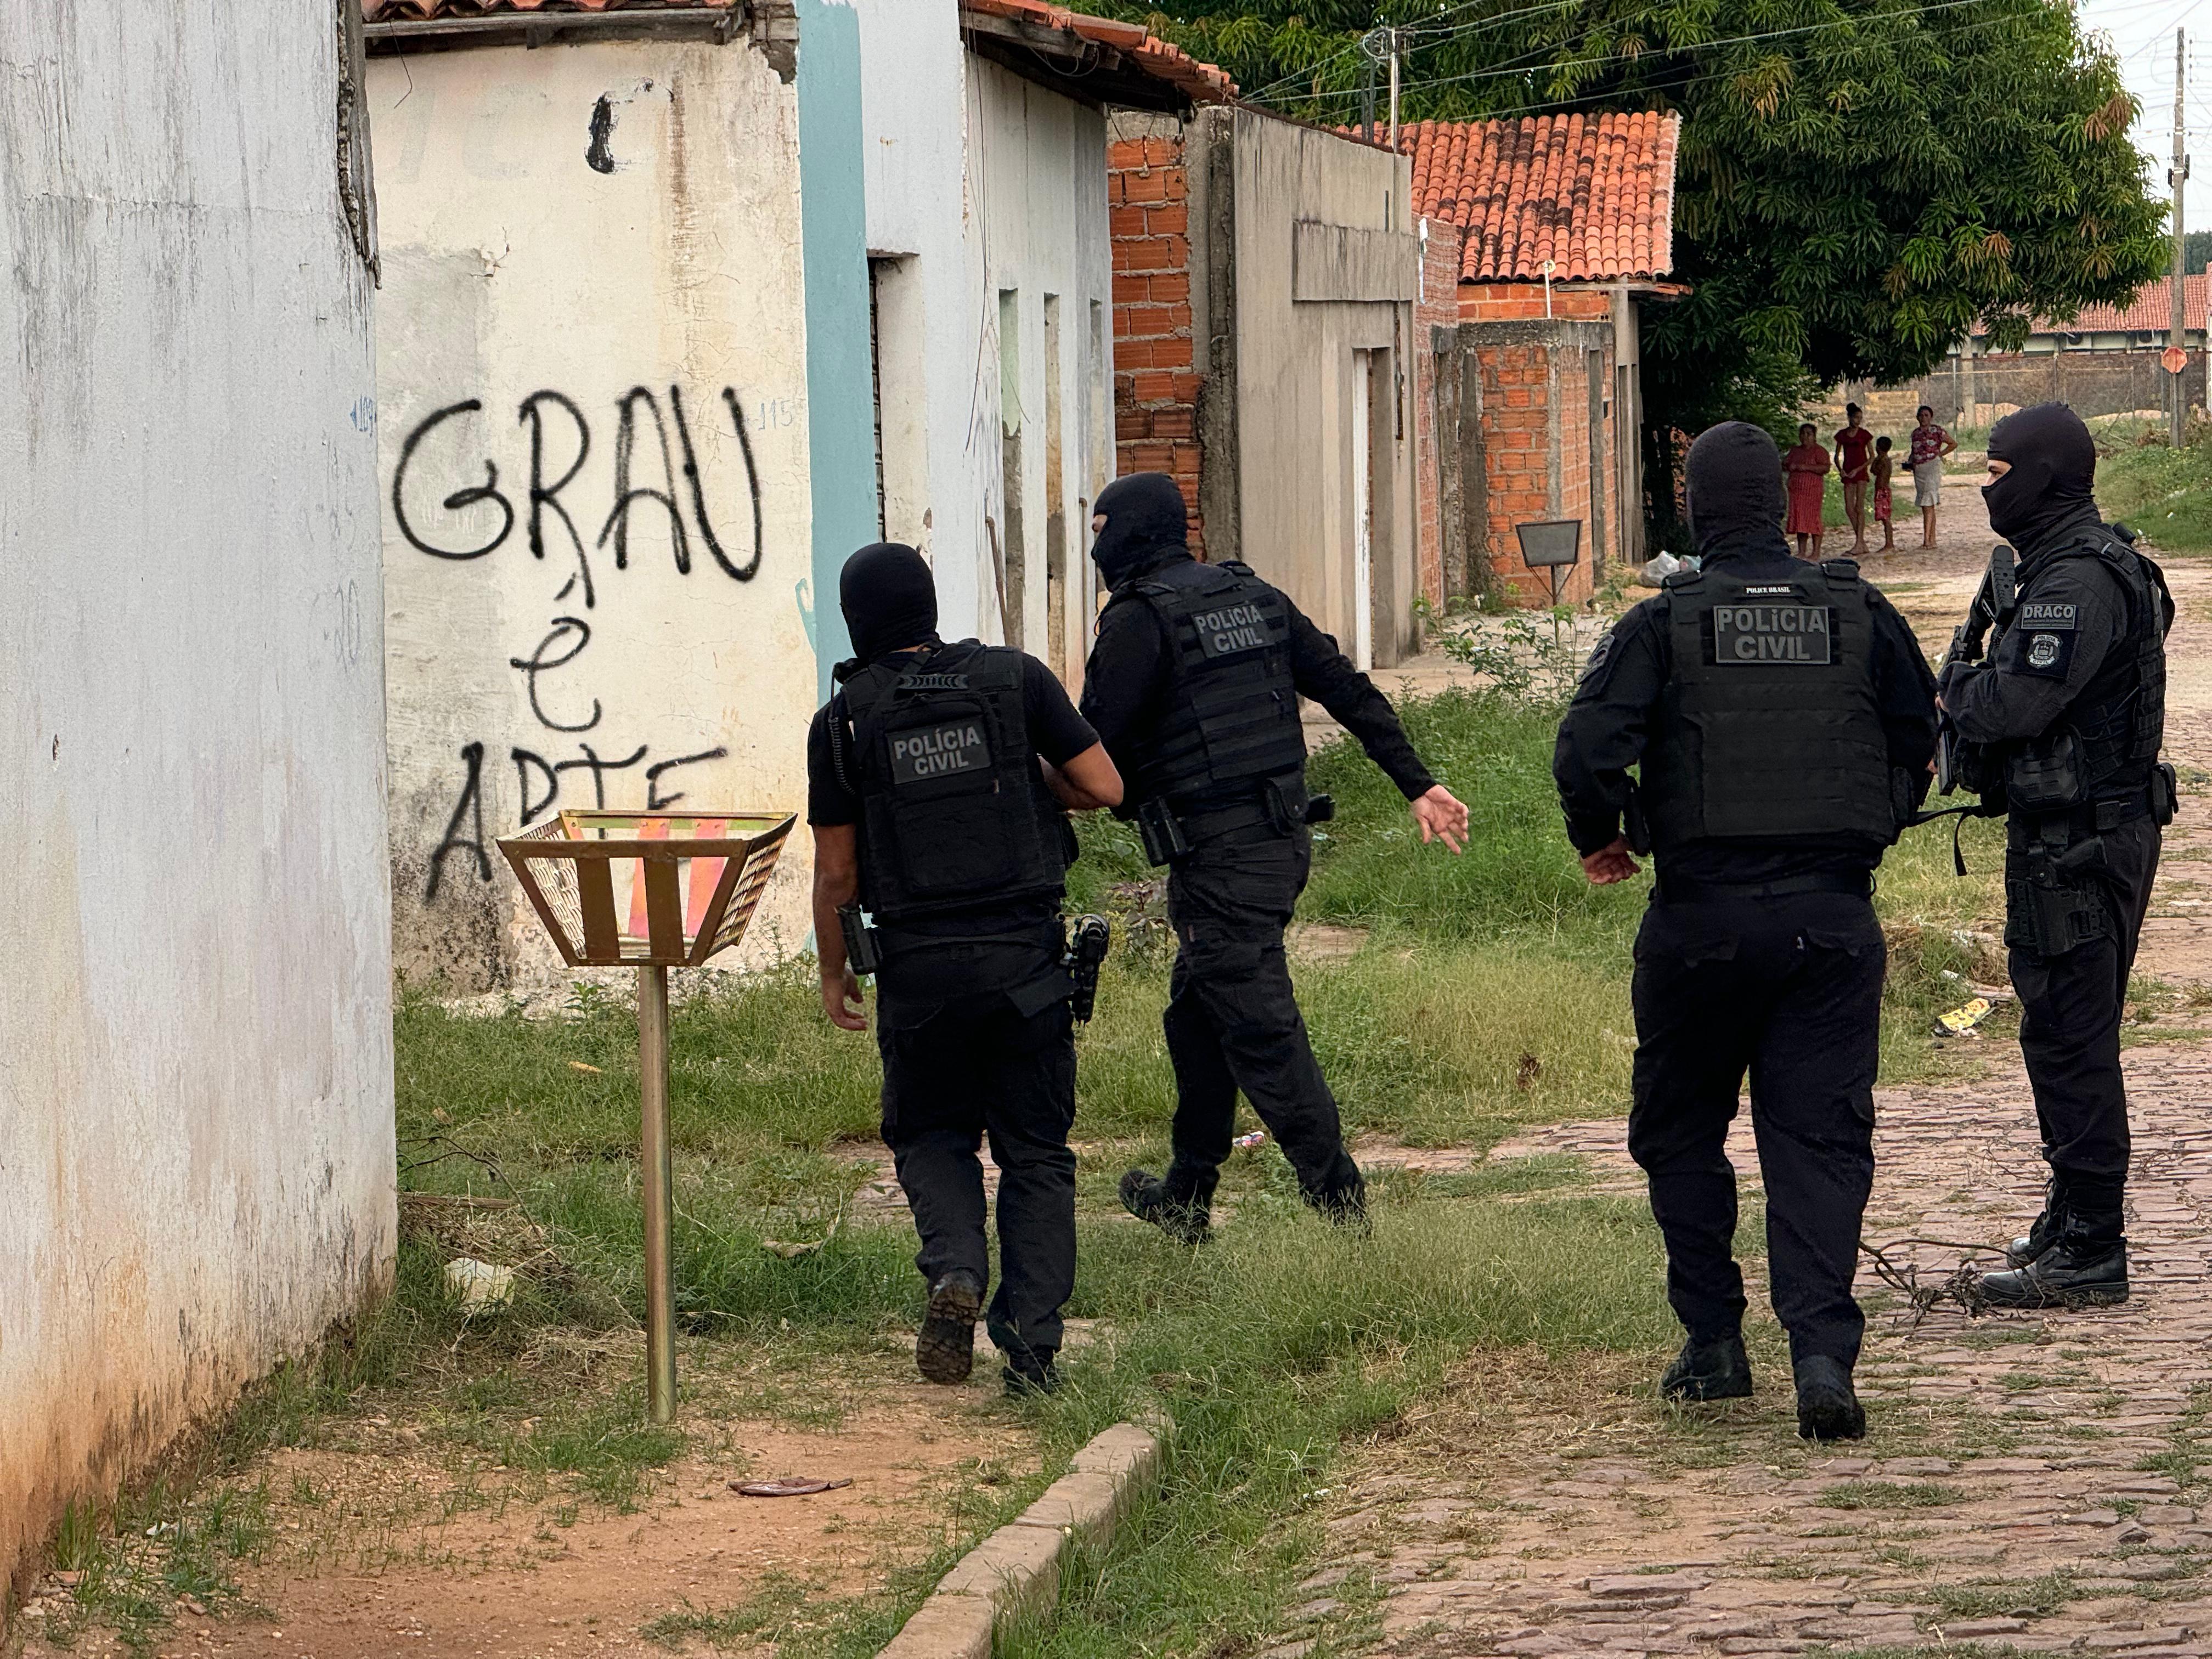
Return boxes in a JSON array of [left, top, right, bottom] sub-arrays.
[[362, 0, 1223, 991], [1391, 112, 1684, 604], [1834, 274, 2211, 434]]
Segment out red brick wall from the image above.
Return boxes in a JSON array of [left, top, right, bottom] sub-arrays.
[[1458, 283, 1612, 324], [1468, 335, 1604, 607], [1439, 276, 1620, 606], [1412, 218, 1465, 611], [1107, 130, 1205, 556]]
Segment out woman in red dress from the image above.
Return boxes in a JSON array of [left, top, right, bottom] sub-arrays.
[[1783, 421, 1831, 560], [1831, 403, 1876, 555]]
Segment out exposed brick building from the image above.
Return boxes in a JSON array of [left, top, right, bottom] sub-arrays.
[[1109, 107, 1423, 668], [1108, 130, 1207, 554], [1393, 113, 1683, 606]]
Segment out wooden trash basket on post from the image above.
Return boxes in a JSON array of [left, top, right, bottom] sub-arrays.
[[498, 810, 795, 1423]]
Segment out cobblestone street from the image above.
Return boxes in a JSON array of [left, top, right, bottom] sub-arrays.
[[1290, 500, 2212, 1659]]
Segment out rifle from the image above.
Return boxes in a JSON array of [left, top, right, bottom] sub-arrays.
[[1065, 914, 1111, 1023], [1933, 543, 2017, 797]]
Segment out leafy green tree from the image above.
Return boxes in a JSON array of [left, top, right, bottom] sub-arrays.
[[1102, 0, 2166, 522]]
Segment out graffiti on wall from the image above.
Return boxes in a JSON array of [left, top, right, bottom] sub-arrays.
[[393, 383, 772, 902]]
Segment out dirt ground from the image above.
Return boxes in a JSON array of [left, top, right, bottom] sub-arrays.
[[8, 1348, 1042, 1659]]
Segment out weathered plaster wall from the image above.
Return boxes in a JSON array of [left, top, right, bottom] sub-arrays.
[[369, 37, 819, 991], [1217, 110, 1420, 668], [0, 0, 393, 1593], [970, 58, 1116, 691], [853, 0, 984, 626], [853, 15, 1114, 690]]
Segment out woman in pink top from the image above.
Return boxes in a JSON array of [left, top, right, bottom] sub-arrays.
[[1832, 403, 1876, 556], [1783, 421, 1831, 560], [1908, 404, 1959, 548]]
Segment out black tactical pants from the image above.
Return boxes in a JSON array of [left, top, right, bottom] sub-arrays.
[[1161, 827, 1362, 1205], [2006, 814, 2160, 1189], [1628, 891, 1886, 1368], [878, 996, 1076, 1366]]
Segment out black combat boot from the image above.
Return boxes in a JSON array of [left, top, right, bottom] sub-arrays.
[[1002, 1348, 1061, 1398], [2004, 1172, 2070, 1268], [1982, 1180, 2128, 1308], [915, 1269, 984, 1384], [1120, 1163, 1215, 1245], [1660, 1333, 1753, 1402], [1795, 1355, 1866, 1440], [1311, 1167, 1369, 1235]]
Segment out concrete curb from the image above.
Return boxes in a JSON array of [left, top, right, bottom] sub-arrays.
[[877, 1418, 1169, 1658]]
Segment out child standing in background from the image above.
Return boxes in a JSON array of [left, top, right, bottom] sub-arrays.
[[1784, 422, 1831, 560], [1871, 435, 1895, 552]]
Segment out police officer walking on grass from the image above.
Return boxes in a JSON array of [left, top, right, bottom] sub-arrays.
[[1076, 473, 1470, 1240], [808, 542, 1124, 1397], [1936, 403, 2174, 1311], [1554, 422, 1939, 1441]]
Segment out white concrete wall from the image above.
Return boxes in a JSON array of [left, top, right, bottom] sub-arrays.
[[970, 58, 1115, 690], [0, 0, 393, 1590], [854, 10, 1113, 691], [369, 37, 817, 991], [1224, 111, 1420, 668]]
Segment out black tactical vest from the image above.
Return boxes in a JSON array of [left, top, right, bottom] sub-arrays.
[[1114, 560, 1308, 809], [1994, 533, 2170, 808], [834, 641, 1071, 923], [1643, 560, 1897, 852]]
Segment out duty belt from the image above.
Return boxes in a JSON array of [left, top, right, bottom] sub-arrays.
[[1655, 870, 1873, 905], [2014, 786, 2153, 839]]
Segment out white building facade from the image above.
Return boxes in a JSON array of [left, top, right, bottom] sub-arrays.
[[1, 0, 394, 1589]]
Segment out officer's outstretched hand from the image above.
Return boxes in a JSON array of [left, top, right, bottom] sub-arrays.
[[1581, 836, 1641, 885], [822, 967, 867, 1032], [1410, 785, 1469, 854]]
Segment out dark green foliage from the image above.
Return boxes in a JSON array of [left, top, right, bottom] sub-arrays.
[[1099, 0, 2164, 445]]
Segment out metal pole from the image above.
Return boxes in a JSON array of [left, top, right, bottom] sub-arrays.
[[1388, 29, 1401, 153], [638, 963, 676, 1424], [2172, 29, 2190, 447], [1361, 56, 1376, 146]]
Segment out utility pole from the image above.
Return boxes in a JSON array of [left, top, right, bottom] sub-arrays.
[[2172, 29, 2191, 447], [1389, 27, 1402, 153]]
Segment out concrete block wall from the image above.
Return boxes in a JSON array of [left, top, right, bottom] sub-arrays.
[[1107, 128, 1205, 554]]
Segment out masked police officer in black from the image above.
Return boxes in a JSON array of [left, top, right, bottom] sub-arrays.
[[1077, 473, 1470, 1240], [1938, 404, 2172, 1310], [1554, 421, 1939, 1441], [809, 543, 1123, 1396]]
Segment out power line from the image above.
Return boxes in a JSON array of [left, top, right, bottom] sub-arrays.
[[1278, 0, 2028, 111]]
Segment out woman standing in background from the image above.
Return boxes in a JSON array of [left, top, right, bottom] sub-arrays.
[[1908, 405, 1957, 549], [1784, 422, 1831, 560], [1832, 404, 1876, 556]]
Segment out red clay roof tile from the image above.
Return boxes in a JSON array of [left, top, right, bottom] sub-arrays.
[[1972, 274, 2210, 339], [1353, 112, 1679, 284], [963, 0, 1235, 103], [360, 0, 1235, 104], [361, 0, 734, 16]]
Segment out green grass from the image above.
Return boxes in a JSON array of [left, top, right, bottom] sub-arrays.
[[1816, 1481, 1967, 1511], [46, 683, 2021, 1657], [2100, 427, 2212, 555]]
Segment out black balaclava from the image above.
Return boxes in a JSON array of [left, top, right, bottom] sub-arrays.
[[1984, 402, 2101, 557], [1090, 472, 1192, 587], [1685, 421, 1790, 558], [839, 542, 940, 667]]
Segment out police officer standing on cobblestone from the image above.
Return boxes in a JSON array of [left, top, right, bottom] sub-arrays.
[[809, 543, 1123, 1396], [1939, 404, 2174, 1311], [1077, 472, 1469, 1240], [1554, 422, 1939, 1441]]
